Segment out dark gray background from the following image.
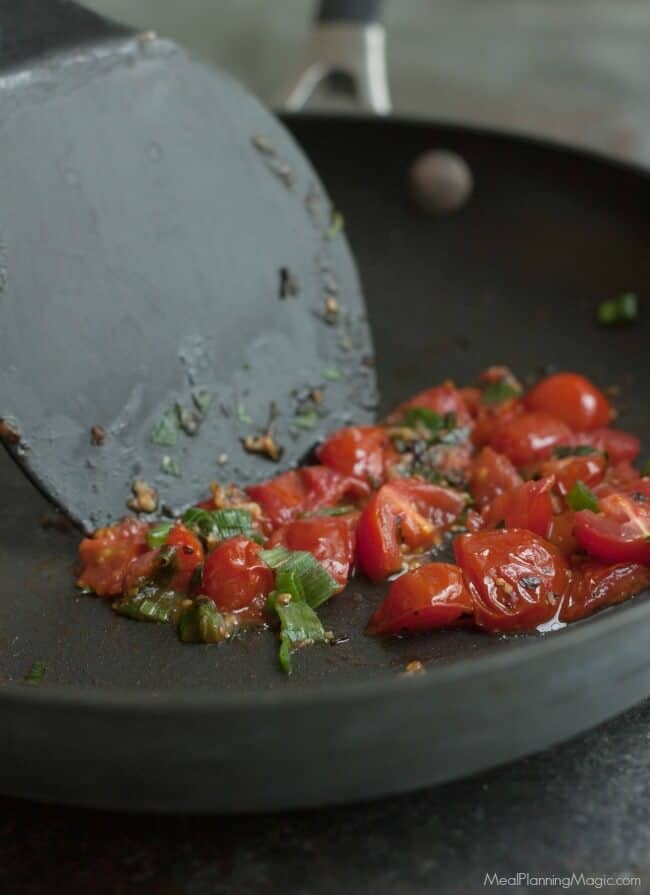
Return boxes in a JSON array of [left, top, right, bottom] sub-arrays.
[[3, 1, 650, 892]]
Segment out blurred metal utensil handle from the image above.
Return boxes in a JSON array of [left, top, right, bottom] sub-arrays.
[[277, 0, 391, 114]]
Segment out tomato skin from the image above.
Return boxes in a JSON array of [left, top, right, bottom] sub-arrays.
[[388, 382, 473, 428], [356, 481, 466, 581], [539, 453, 607, 497], [317, 425, 389, 484], [561, 561, 650, 623], [469, 446, 523, 507], [481, 476, 555, 538], [78, 517, 149, 597], [267, 515, 358, 591], [525, 373, 612, 431], [571, 428, 640, 464], [573, 490, 650, 564], [247, 465, 366, 529], [201, 535, 274, 619], [454, 528, 569, 632], [165, 523, 204, 592], [489, 411, 573, 467], [366, 563, 473, 635]]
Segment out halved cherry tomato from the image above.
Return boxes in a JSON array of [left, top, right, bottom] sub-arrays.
[[481, 476, 555, 538], [122, 523, 204, 593], [356, 481, 466, 581], [489, 411, 573, 467], [202, 535, 274, 619], [77, 517, 149, 596], [595, 462, 645, 497], [366, 563, 473, 635], [571, 428, 641, 464], [547, 510, 578, 555], [471, 398, 523, 448], [316, 425, 390, 485], [267, 514, 358, 591], [525, 372, 612, 430], [247, 465, 366, 529], [573, 487, 650, 564], [561, 561, 650, 622], [388, 382, 473, 428], [469, 446, 522, 507], [539, 452, 607, 497], [454, 528, 569, 631]]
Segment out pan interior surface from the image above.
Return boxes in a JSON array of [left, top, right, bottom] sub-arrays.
[[0, 118, 648, 697]]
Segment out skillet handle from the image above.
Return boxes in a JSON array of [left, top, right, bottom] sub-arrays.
[[276, 0, 391, 115]]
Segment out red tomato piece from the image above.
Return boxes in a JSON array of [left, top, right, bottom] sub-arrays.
[[571, 428, 641, 464], [454, 528, 569, 632], [489, 411, 573, 467], [539, 453, 607, 497], [574, 489, 650, 564], [316, 425, 389, 484], [388, 382, 473, 428], [459, 386, 482, 417], [165, 523, 204, 592], [246, 470, 306, 528], [202, 535, 274, 619], [481, 476, 555, 538], [546, 511, 578, 556], [469, 446, 523, 507], [366, 563, 473, 635], [594, 462, 645, 497], [561, 561, 650, 623], [268, 515, 358, 591], [356, 481, 465, 581], [77, 517, 149, 597], [525, 372, 612, 431], [471, 398, 523, 448], [247, 465, 366, 529]]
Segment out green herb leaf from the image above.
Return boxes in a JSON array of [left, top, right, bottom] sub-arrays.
[[160, 455, 182, 477], [192, 389, 213, 413], [178, 598, 238, 643], [25, 660, 46, 684], [567, 480, 600, 512], [553, 445, 598, 459], [597, 292, 638, 326], [260, 547, 338, 609], [326, 208, 344, 239], [150, 408, 179, 446], [293, 410, 318, 430], [182, 507, 258, 545], [303, 504, 356, 518], [146, 522, 174, 549], [482, 380, 520, 405], [323, 367, 341, 381], [267, 590, 326, 674], [237, 403, 253, 425], [402, 406, 443, 431], [113, 586, 187, 623]]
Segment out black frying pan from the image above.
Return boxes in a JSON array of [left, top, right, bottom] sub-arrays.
[[0, 1, 648, 812]]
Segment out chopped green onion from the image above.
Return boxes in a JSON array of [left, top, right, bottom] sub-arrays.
[[25, 661, 46, 684], [403, 406, 443, 431], [113, 586, 186, 623], [178, 598, 237, 643], [146, 522, 174, 549], [567, 480, 600, 512], [150, 408, 179, 446], [267, 587, 326, 674], [553, 445, 598, 459], [160, 455, 182, 477], [303, 504, 356, 518], [323, 367, 341, 381], [482, 380, 520, 405], [182, 507, 258, 545], [260, 547, 338, 609], [597, 292, 638, 326]]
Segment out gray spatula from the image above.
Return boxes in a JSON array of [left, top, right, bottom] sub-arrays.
[[0, 0, 376, 532]]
